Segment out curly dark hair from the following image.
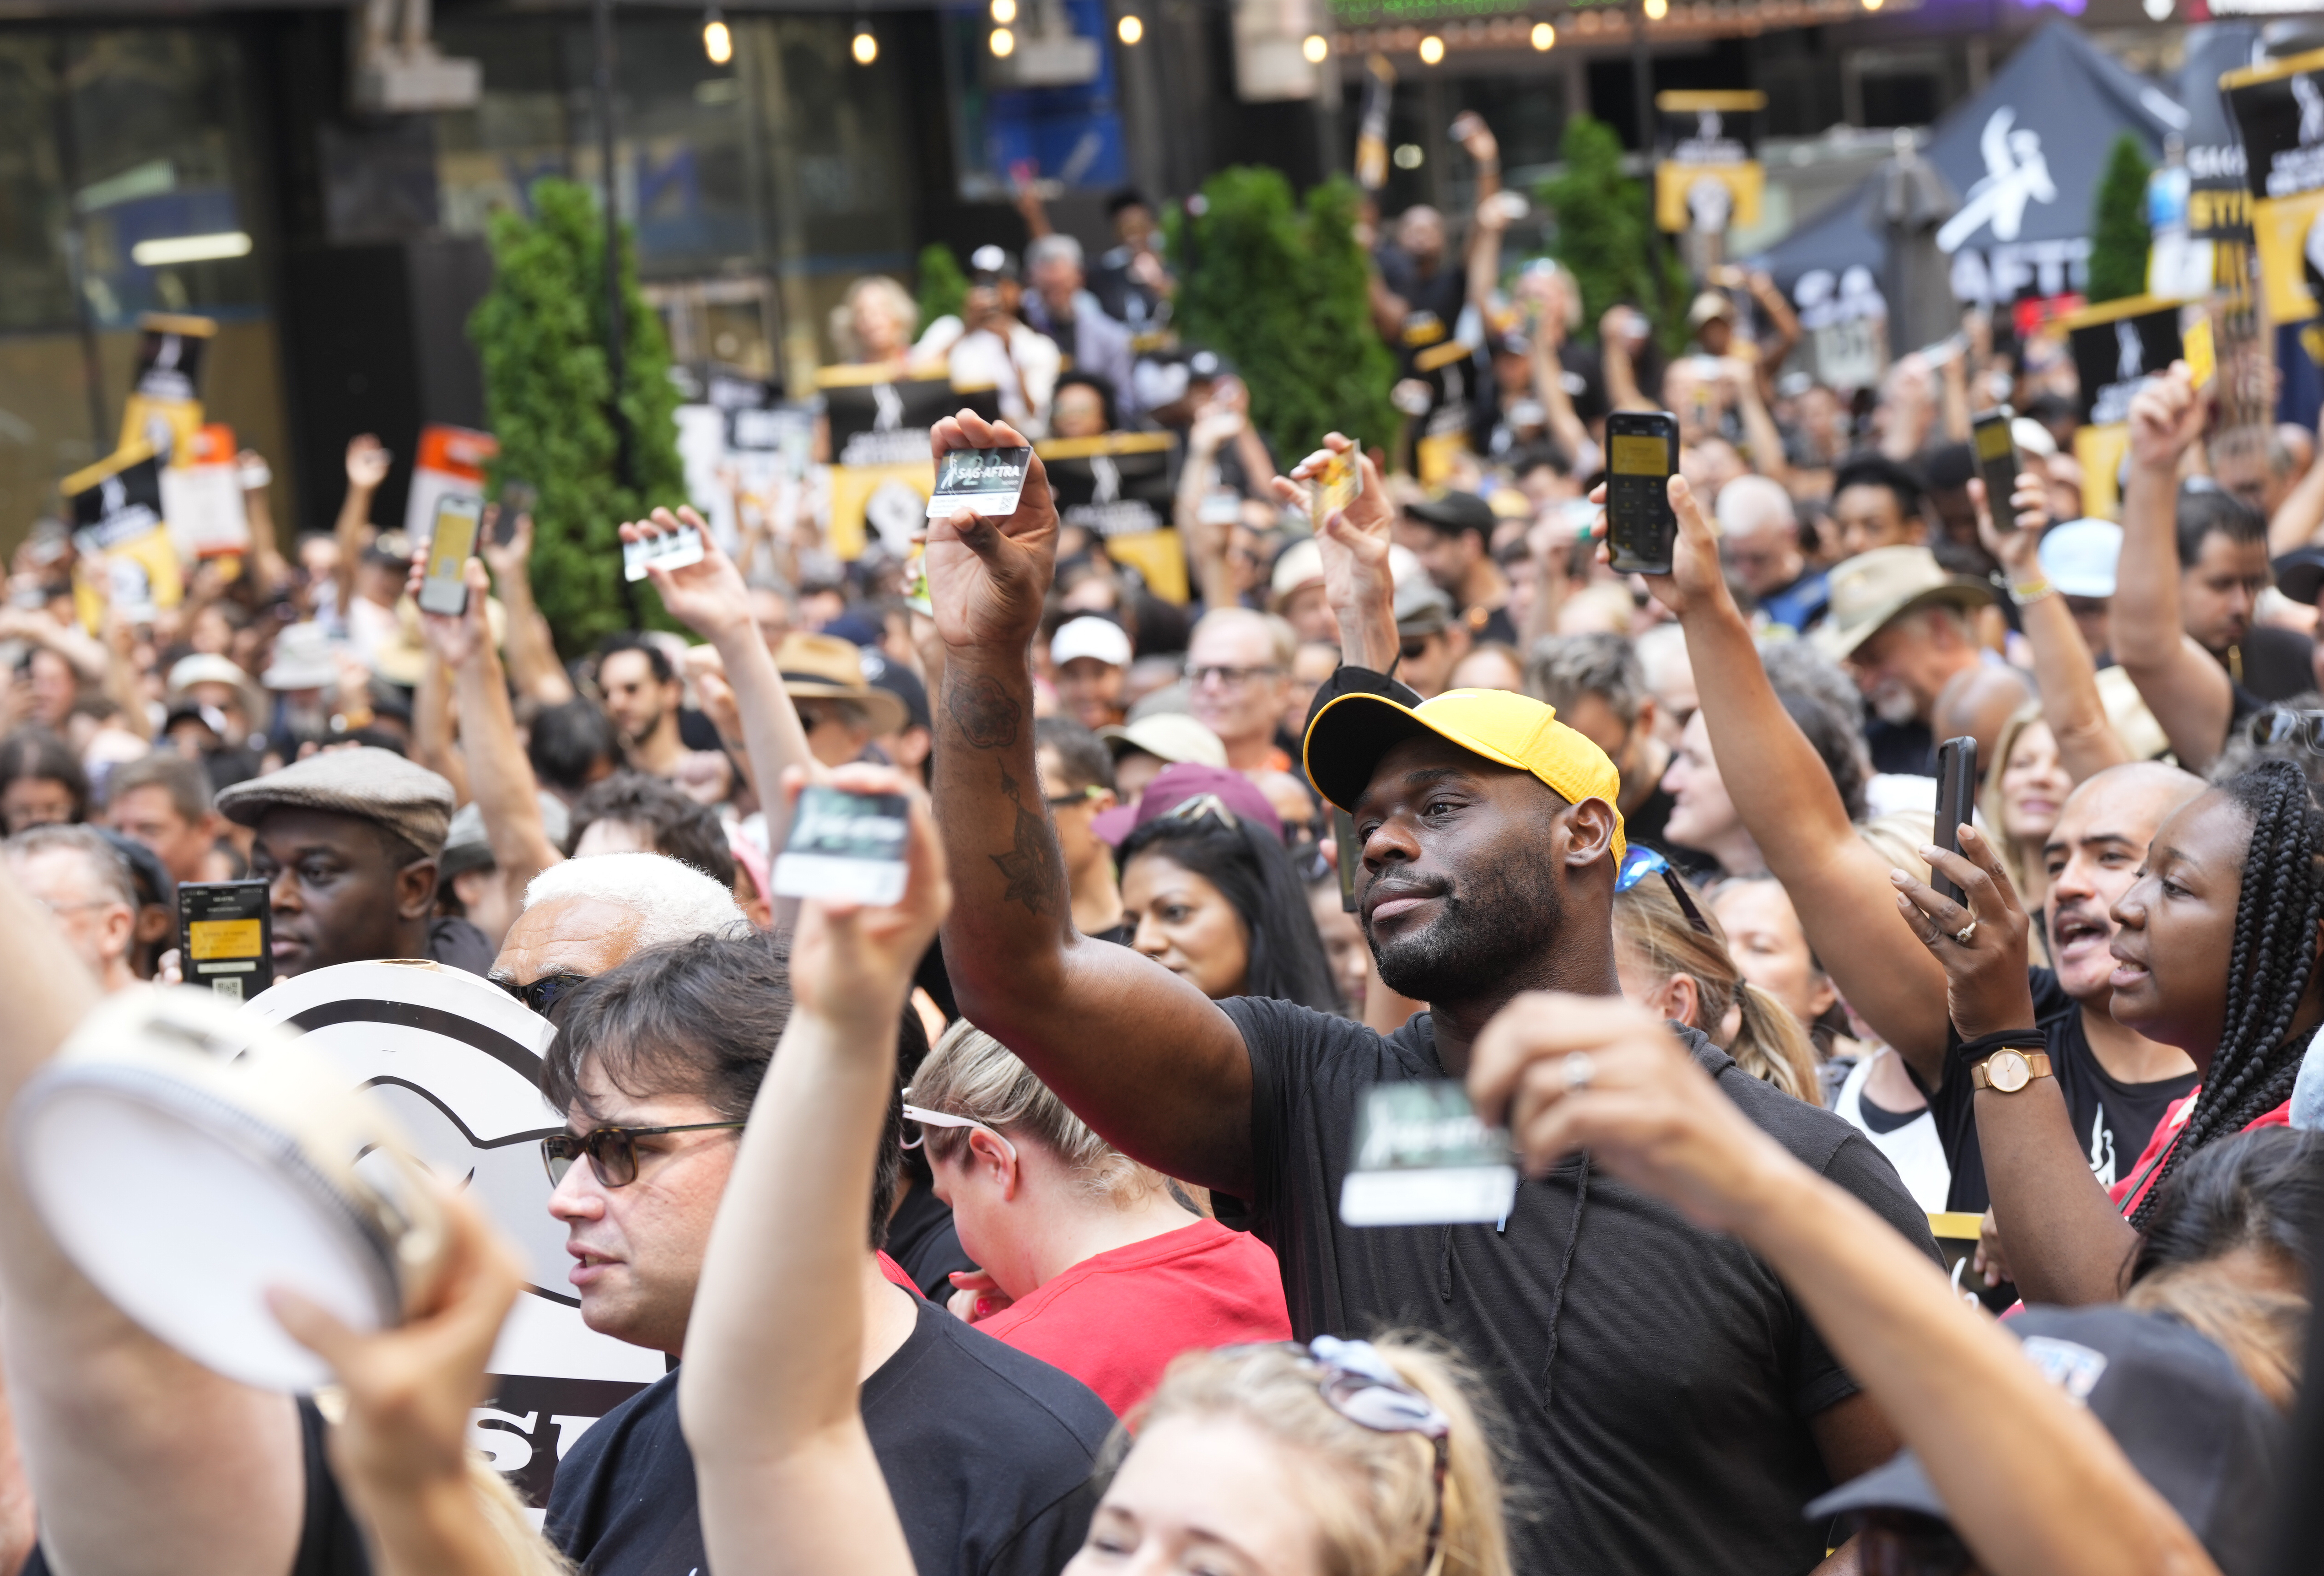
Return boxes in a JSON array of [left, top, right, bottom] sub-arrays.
[[2129, 761, 2324, 1229]]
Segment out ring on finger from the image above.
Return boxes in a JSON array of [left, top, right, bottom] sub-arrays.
[[1562, 1052, 1596, 1094], [1954, 921, 1978, 947]]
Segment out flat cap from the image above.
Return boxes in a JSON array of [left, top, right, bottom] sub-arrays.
[[216, 747, 457, 857]]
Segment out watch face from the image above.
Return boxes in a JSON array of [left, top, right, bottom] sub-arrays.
[[1989, 1049, 2030, 1093]]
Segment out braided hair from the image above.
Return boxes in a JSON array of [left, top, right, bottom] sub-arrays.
[[2129, 761, 2324, 1229]]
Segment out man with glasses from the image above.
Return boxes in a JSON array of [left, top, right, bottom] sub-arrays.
[[1391, 577, 1462, 699], [1183, 606, 1296, 773], [537, 931, 1114, 1576], [2, 825, 141, 994], [924, 410, 1937, 1576]]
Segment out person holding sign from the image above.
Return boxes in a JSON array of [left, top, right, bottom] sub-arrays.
[[921, 406, 1935, 1576]]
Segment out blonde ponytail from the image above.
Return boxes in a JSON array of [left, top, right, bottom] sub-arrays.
[[1730, 981, 1823, 1106], [1613, 870, 1823, 1105]]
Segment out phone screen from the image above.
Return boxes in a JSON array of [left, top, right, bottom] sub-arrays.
[[419, 496, 482, 617], [1605, 414, 1679, 576], [1971, 410, 2017, 526], [179, 879, 273, 999]]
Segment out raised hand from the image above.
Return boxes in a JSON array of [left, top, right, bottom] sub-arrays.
[[1888, 821, 2039, 1041], [479, 507, 534, 584], [1972, 469, 2050, 582], [1618, 473, 1725, 620], [785, 763, 954, 1033], [1467, 992, 1797, 1236], [407, 551, 492, 670], [624, 506, 753, 642], [2125, 362, 2203, 476], [345, 435, 391, 493], [1273, 434, 1395, 632], [923, 410, 1058, 654]]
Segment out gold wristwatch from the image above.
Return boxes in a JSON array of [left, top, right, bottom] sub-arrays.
[[1971, 1046, 2053, 1093]]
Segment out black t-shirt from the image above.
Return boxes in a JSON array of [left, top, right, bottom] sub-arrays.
[[426, 914, 494, 976], [1215, 997, 1938, 1576], [24, 1398, 371, 1576], [546, 1296, 1113, 1576], [1557, 341, 1611, 426], [1457, 602, 1518, 647], [888, 1180, 980, 1303], [1864, 716, 1936, 777], [1376, 246, 1469, 361], [1914, 967, 2199, 1214], [2231, 625, 2315, 704]]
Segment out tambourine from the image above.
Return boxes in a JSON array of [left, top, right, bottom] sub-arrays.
[[10, 988, 448, 1393]]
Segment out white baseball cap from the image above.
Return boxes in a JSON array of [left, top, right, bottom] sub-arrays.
[[1050, 616, 1133, 669]]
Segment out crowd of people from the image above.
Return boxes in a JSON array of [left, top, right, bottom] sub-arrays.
[[0, 106, 2321, 1576]]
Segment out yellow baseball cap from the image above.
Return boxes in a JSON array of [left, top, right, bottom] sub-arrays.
[[1302, 686, 1626, 858]]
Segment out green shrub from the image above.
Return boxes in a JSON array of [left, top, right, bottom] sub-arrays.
[[1173, 167, 1395, 459], [2087, 135, 2154, 305], [1537, 114, 1688, 354], [916, 242, 968, 330], [469, 177, 686, 652]]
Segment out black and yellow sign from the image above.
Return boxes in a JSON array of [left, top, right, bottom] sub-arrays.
[[1035, 431, 1186, 602], [62, 444, 183, 611], [118, 312, 216, 461], [2064, 295, 2185, 427], [1654, 90, 1765, 234], [2223, 48, 2324, 324]]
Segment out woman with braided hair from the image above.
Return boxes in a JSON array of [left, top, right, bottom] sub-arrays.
[[1888, 758, 2322, 1306]]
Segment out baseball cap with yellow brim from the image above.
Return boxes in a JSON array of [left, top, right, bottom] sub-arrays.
[[1811, 545, 1993, 663], [1302, 687, 1626, 860]]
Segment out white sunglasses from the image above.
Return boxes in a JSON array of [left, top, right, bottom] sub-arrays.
[[900, 1096, 1018, 1163]]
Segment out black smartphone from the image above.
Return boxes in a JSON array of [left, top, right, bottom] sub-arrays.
[[1604, 410, 1680, 576], [1971, 407, 2018, 527], [178, 879, 273, 1000], [494, 480, 537, 545], [1932, 737, 1978, 909]]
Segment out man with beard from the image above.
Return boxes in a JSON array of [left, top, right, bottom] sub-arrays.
[[596, 636, 690, 779], [1649, 459, 2205, 1214], [924, 409, 1935, 1576], [1816, 545, 1992, 776]]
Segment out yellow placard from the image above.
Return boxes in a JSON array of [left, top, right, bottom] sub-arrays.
[[1654, 161, 1763, 233], [1414, 430, 1468, 487], [2249, 187, 2324, 325], [2075, 423, 2131, 522], [1926, 1212, 1986, 1241], [188, 918, 262, 961], [2183, 317, 2216, 391], [1104, 528, 1189, 604], [827, 460, 935, 561]]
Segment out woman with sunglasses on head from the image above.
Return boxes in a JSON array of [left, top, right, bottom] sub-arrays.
[[676, 767, 1514, 1576], [1111, 771, 1340, 1013], [1612, 848, 1823, 1105], [905, 1020, 1291, 1413], [1894, 758, 2324, 1307]]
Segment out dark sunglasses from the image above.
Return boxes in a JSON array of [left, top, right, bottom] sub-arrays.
[[541, 1122, 747, 1188], [1615, 846, 1713, 935], [497, 972, 590, 1016], [2249, 707, 2324, 755]]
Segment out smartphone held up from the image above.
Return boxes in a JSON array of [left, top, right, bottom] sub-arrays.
[[1604, 410, 1680, 576], [417, 495, 482, 616]]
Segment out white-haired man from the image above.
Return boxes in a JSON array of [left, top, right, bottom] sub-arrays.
[[1718, 473, 1827, 632], [1021, 233, 1136, 421], [490, 851, 749, 1011], [2, 826, 140, 995]]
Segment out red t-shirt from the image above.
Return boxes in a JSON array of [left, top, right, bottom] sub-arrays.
[[972, 1219, 1293, 1415], [2107, 1086, 2292, 1217]]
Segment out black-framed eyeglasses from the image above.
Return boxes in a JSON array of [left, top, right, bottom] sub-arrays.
[[1399, 636, 1434, 662], [1045, 784, 1105, 810], [497, 972, 591, 1016], [1615, 846, 1713, 935], [541, 1122, 747, 1188], [2249, 707, 2324, 756]]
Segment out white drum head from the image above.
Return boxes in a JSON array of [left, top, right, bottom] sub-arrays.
[[18, 1068, 395, 1393]]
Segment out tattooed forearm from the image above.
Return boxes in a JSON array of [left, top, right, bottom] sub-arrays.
[[991, 766, 1065, 917], [945, 672, 1022, 750]]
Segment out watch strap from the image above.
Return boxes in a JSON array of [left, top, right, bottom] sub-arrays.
[[1971, 1048, 2053, 1091]]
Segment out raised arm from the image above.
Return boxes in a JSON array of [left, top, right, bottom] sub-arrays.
[[1175, 405, 1245, 614], [1270, 433, 1397, 672], [2112, 369, 2234, 772], [413, 556, 564, 903], [238, 449, 294, 597], [1643, 475, 1953, 1076], [409, 646, 470, 805], [927, 408, 1256, 1196], [682, 765, 939, 1576], [1726, 356, 1795, 493], [1599, 306, 1650, 412], [1976, 474, 2129, 783], [1529, 318, 1596, 475], [480, 510, 576, 706], [2267, 413, 2324, 556], [0, 866, 312, 1576], [335, 435, 391, 626], [625, 506, 820, 852], [1471, 994, 2220, 1576], [1745, 271, 1799, 398]]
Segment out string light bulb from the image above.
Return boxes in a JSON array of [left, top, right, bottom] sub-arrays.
[[992, 0, 1017, 22], [851, 24, 878, 63], [1643, 0, 1667, 17], [990, 26, 1016, 55], [1531, 21, 1555, 48], [1117, 13, 1143, 43], [702, 5, 733, 65], [1418, 33, 1444, 64], [1302, 32, 1330, 63]]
